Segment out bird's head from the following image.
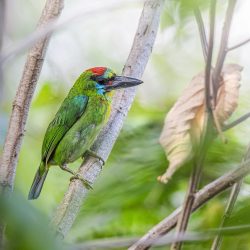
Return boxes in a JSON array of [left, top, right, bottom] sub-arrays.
[[83, 67, 143, 95]]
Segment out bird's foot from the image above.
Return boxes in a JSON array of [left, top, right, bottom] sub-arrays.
[[59, 164, 93, 189], [84, 149, 105, 166], [70, 174, 93, 190]]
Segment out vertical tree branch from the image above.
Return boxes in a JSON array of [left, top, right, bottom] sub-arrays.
[[170, 2, 216, 250], [194, 6, 208, 61], [131, 1, 240, 250], [212, 0, 237, 95], [0, 0, 6, 246], [211, 0, 237, 140], [0, 0, 64, 192], [0, 0, 64, 244], [0, 0, 6, 102], [51, 0, 165, 238]]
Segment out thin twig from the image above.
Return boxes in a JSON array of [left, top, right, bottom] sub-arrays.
[[223, 112, 250, 131], [212, 0, 237, 95], [211, 179, 243, 250], [128, 157, 250, 250], [211, 145, 250, 249], [71, 225, 250, 250], [170, 2, 216, 250], [0, 0, 64, 243], [194, 4, 226, 145], [227, 37, 250, 51], [194, 6, 208, 61], [194, 6, 226, 145], [51, 0, 165, 238], [211, 0, 237, 144], [204, 0, 216, 112]]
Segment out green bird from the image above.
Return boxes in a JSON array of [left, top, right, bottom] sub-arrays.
[[28, 67, 142, 200]]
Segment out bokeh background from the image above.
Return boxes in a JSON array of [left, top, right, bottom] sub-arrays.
[[1, 0, 250, 249]]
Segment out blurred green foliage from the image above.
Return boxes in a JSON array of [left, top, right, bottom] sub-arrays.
[[1, 0, 250, 249], [0, 192, 64, 250], [161, 0, 209, 28]]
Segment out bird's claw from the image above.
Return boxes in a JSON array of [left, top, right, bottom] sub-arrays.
[[70, 174, 93, 190], [95, 156, 105, 166], [84, 150, 105, 166]]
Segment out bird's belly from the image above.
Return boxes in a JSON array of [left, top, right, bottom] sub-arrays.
[[52, 123, 101, 165], [50, 96, 110, 166]]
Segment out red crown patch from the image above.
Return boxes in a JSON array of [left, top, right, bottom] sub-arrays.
[[87, 67, 107, 76]]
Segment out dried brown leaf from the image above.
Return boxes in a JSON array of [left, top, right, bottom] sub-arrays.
[[215, 64, 242, 124], [158, 64, 242, 184]]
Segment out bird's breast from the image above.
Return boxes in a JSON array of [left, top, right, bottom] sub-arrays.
[[51, 96, 111, 165]]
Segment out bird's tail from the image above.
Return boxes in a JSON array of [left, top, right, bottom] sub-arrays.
[[28, 162, 48, 200]]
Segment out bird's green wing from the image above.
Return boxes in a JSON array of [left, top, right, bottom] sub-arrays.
[[41, 95, 88, 164]]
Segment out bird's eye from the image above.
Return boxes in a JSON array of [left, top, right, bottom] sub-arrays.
[[98, 80, 106, 85], [90, 75, 97, 81], [96, 76, 108, 85], [91, 74, 114, 85]]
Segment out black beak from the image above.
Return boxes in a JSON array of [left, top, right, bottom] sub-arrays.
[[104, 75, 143, 91]]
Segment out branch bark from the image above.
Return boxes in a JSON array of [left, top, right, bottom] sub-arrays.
[[0, 0, 64, 193], [0, 1, 64, 244], [0, 0, 6, 246], [194, 7, 208, 61], [51, 0, 165, 238], [0, 0, 6, 102], [129, 157, 250, 250], [212, 0, 237, 95]]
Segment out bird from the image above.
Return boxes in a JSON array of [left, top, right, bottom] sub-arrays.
[[28, 67, 142, 200]]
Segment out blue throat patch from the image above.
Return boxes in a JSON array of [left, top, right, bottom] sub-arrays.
[[95, 83, 105, 95]]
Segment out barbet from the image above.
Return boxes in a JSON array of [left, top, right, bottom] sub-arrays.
[[28, 67, 142, 199]]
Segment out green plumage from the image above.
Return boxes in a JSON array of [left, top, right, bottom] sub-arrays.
[[28, 67, 142, 199]]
